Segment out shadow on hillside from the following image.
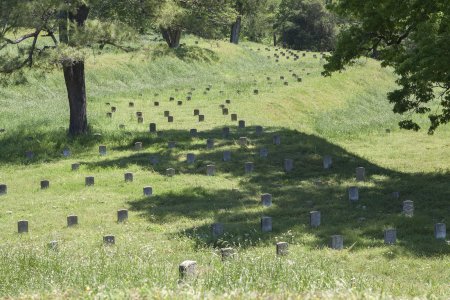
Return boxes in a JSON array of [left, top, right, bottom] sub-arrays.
[[151, 44, 219, 63]]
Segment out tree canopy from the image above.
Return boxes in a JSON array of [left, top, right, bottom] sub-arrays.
[[323, 0, 450, 133]]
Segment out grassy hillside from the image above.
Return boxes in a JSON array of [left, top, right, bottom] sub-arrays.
[[0, 37, 449, 299]]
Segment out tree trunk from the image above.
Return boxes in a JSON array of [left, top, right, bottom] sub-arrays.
[[282, 30, 287, 48], [273, 33, 277, 46], [230, 16, 241, 44], [63, 61, 88, 136], [161, 27, 181, 48]]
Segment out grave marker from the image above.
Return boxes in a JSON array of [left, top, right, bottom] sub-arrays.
[[129, 102, 134, 107], [330, 235, 343, 250], [245, 162, 254, 173], [239, 137, 248, 146], [25, 151, 34, 160], [403, 200, 414, 217], [67, 215, 78, 227], [179, 260, 197, 279], [238, 120, 245, 128], [284, 159, 294, 172], [190, 129, 198, 136], [135, 142, 143, 151], [198, 115, 205, 122], [222, 108, 229, 115], [206, 164, 216, 176], [211, 223, 224, 237], [348, 187, 359, 201], [223, 151, 231, 162], [124, 172, 133, 182], [40, 180, 50, 189], [261, 193, 272, 207], [99, 145, 107, 156], [356, 167, 365, 181], [384, 228, 397, 244], [103, 235, 115, 245], [434, 223, 446, 239], [18, 220, 28, 233], [310, 211, 321, 227], [164, 111, 170, 117], [0, 184, 7, 195], [276, 242, 288, 256], [143, 186, 153, 197], [154, 101, 159, 106], [259, 148, 268, 158], [261, 216, 272, 232], [323, 155, 332, 169], [255, 126, 263, 135], [168, 141, 176, 149], [149, 123, 157, 133], [168, 116, 174, 122], [220, 248, 235, 261], [222, 127, 230, 138], [117, 209, 128, 223], [166, 168, 175, 177], [187, 153, 195, 164], [71, 163, 80, 171], [206, 139, 214, 149], [273, 135, 281, 145]]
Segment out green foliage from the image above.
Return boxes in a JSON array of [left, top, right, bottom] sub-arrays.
[[323, 0, 450, 134], [239, 0, 280, 43], [275, 0, 337, 51]]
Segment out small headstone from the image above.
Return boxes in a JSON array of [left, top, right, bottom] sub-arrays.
[[194, 109, 200, 116], [85, 176, 95, 186], [137, 116, 144, 124], [392, 191, 400, 199], [206, 139, 214, 149], [169, 96, 174, 101], [280, 76, 284, 80], [136, 111, 143, 117], [154, 101, 159, 106], [190, 129, 198, 136], [111, 106, 116, 112], [124, 172, 133, 182], [129, 102, 134, 107], [71, 163, 80, 171], [223, 151, 231, 162], [206, 164, 216, 176], [222, 127, 230, 138], [356, 167, 365, 181], [259, 148, 268, 158], [168, 116, 174, 122], [99, 145, 107, 156], [67, 215, 78, 227], [238, 137, 248, 146], [245, 162, 254, 174], [40, 180, 50, 189], [25, 150, 34, 159], [253, 89, 259, 95], [187, 153, 195, 164], [297, 78, 302, 82], [276, 242, 288, 256], [384, 228, 397, 245], [103, 235, 115, 245], [135, 142, 143, 150], [261, 216, 272, 232], [166, 168, 175, 177], [402, 200, 414, 217], [117, 209, 128, 223], [149, 123, 157, 133], [168, 141, 176, 149], [0, 184, 7, 195], [225, 99, 231, 104], [186, 96, 191, 101], [238, 120, 245, 128], [220, 248, 235, 261], [63, 149, 71, 157], [164, 111, 170, 117], [273, 135, 281, 145], [348, 187, 359, 201], [18, 220, 29, 233], [143, 186, 153, 197], [177, 101, 183, 106], [284, 81, 289, 86], [222, 108, 229, 115], [330, 235, 343, 250], [284, 159, 294, 172], [179, 260, 197, 279], [255, 126, 263, 135], [434, 223, 446, 239], [310, 211, 321, 227], [231, 114, 238, 121], [211, 223, 224, 237], [323, 155, 332, 169], [261, 193, 272, 207], [198, 115, 205, 122]]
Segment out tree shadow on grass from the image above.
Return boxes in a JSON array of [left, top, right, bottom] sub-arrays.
[[114, 126, 450, 257], [151, 44, 220, 63]]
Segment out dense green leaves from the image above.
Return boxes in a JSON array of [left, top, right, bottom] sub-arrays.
[[323, 0, 450, 133]]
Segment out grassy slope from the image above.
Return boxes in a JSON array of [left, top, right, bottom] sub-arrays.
[[0, 37, 449, 299]]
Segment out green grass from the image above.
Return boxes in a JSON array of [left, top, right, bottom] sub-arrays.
[[0, 36, 449, 299]]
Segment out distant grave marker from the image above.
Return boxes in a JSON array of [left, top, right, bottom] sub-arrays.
[[67, 215, 78, 227], [149, 123, 156, 133], [238, 120, 245, 128], [198, 115, 205, 122], [222, 108, 229, 115], [273, 135, 281, 145], [206, 164, 216, 176], [434, 223, 446, 239], [310, 211, 321, 227], [276, 242, 288, 256], [356, 167, 365, 181], [135, 142, 143, 151], [223, 151, 231, 162], [129, 102, 134, 107], [187, 153, 196, 164], [25, 151, 34, 160], [168, 141, 176, 149], [238, 137, 248, 146], [0, 184, 7, 195], [261, 216, 272, 232], [261, 193, 272, 207], [259, 148, 268, 158], [103, 235, 115, 245], [330, 235, 343, 250], [71, 163, 80, 171], [164, 111, 170, 117], [18, 220, 28, 233], [384, 228, 397, 245], [99, 145, 107, 156], [143, 186, 153, 197], [211, 223, 224, 237], [154, 101, 159, 106], [40, 180, 50, 189], [124, 172, 133, 182], [166, 168, 175, 177], [85, 176, 95, 186], [179, 260, 197, 279], [348, 187, 359, 201], [284, 159, 294, 172], [245, 162, 254, 173], [190, 129, 198, 136], [402, 200, 414, 217], [222, 127, 230, 138], [323, 155, 332, 169], [255, 126, 263, 135], [117, 209, 128, 223]]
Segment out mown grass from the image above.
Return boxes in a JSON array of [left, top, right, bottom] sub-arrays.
[[0, 36, 449, 299]]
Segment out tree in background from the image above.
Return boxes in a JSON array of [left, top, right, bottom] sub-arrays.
[[0, 0, 137, 135], [275, 0, 336, 51], [323, 0, 450, 133], [155, 0, 236, 48]]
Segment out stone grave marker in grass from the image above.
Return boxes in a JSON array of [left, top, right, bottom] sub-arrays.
[[143, 187, 153, 197], [18, 220, 28, 233], [310, 211, 321, 227], [276, 242, 288, 255], [403, 200, 414, 217], [356, 167, 365, 181], [261, 193, 272, 207], [117, 209, 128, 223], [211, 223, 224, 237], [261, 216, 272, 232], [40, 180, 50, 189], [206, 164, 216, 176], [187, 153, 195, 164], [124, 172, 133, 182], [67, 215, 78, 227], [85, 176, 95, 186], [330, 235, 343, 250], [284, 159, 294, 172], [103, 235, 115, 245], [223, 151, 231, 162], [434, 223, 446, 239], [99, 145, 107, 155], [179, 261, 197, 280], [348, 187, 359, 202], [384, 228, 397, 245], [245, 162, 254, 173]]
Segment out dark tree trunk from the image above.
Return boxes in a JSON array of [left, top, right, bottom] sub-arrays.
[[230, 16, 241, 44], [59, 5, 89, 135], [161, 27, 181, 48], [63, 61, 88, 135], [273, 33, 277, 46], [282, 30, 287, 48]]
